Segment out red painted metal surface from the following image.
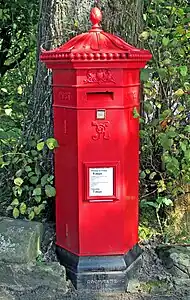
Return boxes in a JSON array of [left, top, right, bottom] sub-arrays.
[[40, 8, 152, 256]]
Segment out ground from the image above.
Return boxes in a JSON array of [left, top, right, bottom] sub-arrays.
[[0, 218, 189, 300]]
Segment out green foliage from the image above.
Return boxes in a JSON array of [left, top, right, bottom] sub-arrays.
[[140, 2, 189, 200], [1, 137, 58, 220], [133, 107, 140, 118], [0, 0, 41, 219], [139, 205, 159, 240], [139, 224, 158, 241], [140, 280, 169, 294], [141, 197, 173, 235], [0, 0, 39, 76], [139, 0, 190, 240]]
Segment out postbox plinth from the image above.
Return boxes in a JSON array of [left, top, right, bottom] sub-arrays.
[[57, 244, 142, 291], [40, 7, 151, 292]]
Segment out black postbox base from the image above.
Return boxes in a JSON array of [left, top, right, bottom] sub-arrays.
[[56, 244, 143, 292]]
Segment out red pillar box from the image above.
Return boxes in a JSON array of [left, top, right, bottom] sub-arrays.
[[40, 7, 151, 292]]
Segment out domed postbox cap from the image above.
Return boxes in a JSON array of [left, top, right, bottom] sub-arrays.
[[40, 7, 152, 62]]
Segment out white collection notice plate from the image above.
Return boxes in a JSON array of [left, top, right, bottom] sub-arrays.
[[89, 167, 114, 197]]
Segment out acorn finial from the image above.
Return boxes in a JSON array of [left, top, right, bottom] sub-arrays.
[[90, 7, 102, 29]]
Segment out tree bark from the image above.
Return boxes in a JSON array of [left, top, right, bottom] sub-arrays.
[[26, 0, 144, 147]]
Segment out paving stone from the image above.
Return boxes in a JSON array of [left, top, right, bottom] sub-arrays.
[[0, 217, 43, 263]]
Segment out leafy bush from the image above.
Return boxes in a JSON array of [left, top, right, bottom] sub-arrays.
[[139, 0, 190, 236], [1, 137, 58, 220]]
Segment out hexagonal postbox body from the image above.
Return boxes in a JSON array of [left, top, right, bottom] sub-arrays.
[[41, 8, 151, 292]]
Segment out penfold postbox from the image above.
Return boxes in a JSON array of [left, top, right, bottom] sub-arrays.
[[40, 7, 152, 292]]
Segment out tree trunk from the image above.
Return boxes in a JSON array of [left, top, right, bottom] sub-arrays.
[[26, 0, 144, 151]]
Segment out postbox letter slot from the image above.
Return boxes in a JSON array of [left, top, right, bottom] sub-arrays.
[[87, 92, 113, 102], [89, 199, 113, 203]]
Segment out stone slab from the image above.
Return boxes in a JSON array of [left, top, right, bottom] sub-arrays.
[[0, 289, 15, 300], [0, 217, 43, 263], [0, 262, 67, 292], [157, 246, 190, 278]]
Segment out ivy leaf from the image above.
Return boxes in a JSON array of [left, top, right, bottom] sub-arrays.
[[25, 166, 32, 172], [33, 187, 42, 196], [13, 207, 19, 218], [157, 68, 167, 79], [184, 125, 190, 133], [162, 58, 171, 65], [74, 20, 78, 28], [157, 179, 166, 193], [143, 14, 147, 21], [46, 138, 58, 150], [11, 198, 19, 206], [34, 204, 45, 215], [27, 159, 33, 164], [140, 171, 146, 179], [140, 69, 151, 81], [17, 86, 23, 94], [140, 31, 149, 40], [166, 130, 177, 138], [146, 202, 158, 208], [34, 206, 40, 215], [14, 177, 23, 186], [13, 186, 22, 197], [145, 169, 151, 174], [13, 23, 17, 30], [133, 107, 140, 118], [174, 89, 184, 96], [166, 157, 180, 176], [184, 150, 190, 160], [161, 197, 173, 206], [155, 102, 162, 109], [45, 185, 56, 197], [5, 108, 12, 116], [149, 172, 157, 180], [20, 202, 27, 214], [140, 200, 157, 209], [34, 196, 41, 203], [28, 210, 35, 220], [162, 37, 169, 46], [1, 88, 8, 93], [15, 169, 23, 177], [41, 174, 49, 186], [48, 175, 54, 182], [144, 102, 153, 114], [28, 172, 35, 178], [31, 150, 38, 156], [179, 66, 187, 77], [37, 142, 45, 151], [180, 142, 186, 152], [29, 176, 38, 185], [178, 105, 185, 112], [159, 133, 173, 150]]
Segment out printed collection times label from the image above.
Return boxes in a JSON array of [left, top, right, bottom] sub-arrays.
[[89, 167, 114, 197]]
